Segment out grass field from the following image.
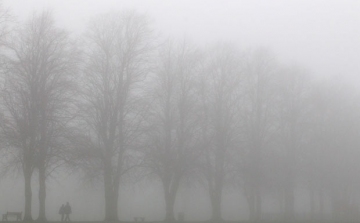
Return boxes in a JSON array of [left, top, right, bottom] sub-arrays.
[[6, 221, 360, 223]]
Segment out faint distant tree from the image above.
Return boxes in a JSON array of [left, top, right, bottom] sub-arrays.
[[305, 80, 334, 218], [0, 1, 11, 47], [308, 78, 360, 220], [276, 67, 311, 219], [0, 12, 80, 221], [142, 41, 202, 221], [0, 0, 12, 113], [240, 49, 279, 220], [78, 11, 152, 221], [198, 44, 243, 221]]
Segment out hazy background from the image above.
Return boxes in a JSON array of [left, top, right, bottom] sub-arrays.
[[1, 0, 360, 221], [5, 0, 360, 80]]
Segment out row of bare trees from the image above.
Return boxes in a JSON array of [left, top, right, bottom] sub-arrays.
[[0, 8, 360, 222]]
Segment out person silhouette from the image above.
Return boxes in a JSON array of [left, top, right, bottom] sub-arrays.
[[59, 204, 65, 222], [64, 202, 72, 222]]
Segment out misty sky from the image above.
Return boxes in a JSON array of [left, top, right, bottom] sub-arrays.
[[4, 0, 360, 81]]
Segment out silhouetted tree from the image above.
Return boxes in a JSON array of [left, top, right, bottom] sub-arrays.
[[308, 78, 360, 220], [0, 11, 79, 221], [277, 67, 311, 219], [78, 11, 152, 221], [142, 41, 202, 221], [305, 79, 335, 218], [198, 44, 243, 221], [240, 49, 279, 220]]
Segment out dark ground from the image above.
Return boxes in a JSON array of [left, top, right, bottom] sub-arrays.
[[7, 221, 360, 223]]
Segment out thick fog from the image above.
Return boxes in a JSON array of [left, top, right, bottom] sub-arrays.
[[0, 0, 360, 222]]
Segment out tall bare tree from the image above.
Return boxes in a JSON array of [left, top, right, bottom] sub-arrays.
[[198, 44, 243, 221], [305, 80, 335, 218], [142, 41, 202, 221], [307, 78, 360, 220], [276, 67, 311, 219], [79, 11, 152, 221], [0, 11, 80, 221], [240, 49, 279, 220]]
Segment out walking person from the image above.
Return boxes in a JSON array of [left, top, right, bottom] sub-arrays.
[[59, 204, 65, 222], [64, 202, 72, 222]]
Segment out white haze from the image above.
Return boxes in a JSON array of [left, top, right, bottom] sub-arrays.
[[5, 0, 360, 80]]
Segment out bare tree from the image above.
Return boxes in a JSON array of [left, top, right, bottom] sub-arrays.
[[307, 78, 360, 220], [142, 41, 202, 221], [0, 1, 11, 48], [305, 80, 335, 218], [0, 11, 80, 221], [276, 66, 312, 219], [78, 11, 152, 221], [198, 44, 243, 221], [239, 49, 279, 221]]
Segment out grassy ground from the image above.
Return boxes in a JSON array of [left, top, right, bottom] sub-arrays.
[[7, 221, 360, 223]]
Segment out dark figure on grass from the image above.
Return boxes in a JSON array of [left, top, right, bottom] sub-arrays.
[[59, 204, 65, 222], [64, 202, 72, 222]]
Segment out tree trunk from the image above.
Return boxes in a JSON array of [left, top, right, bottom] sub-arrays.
[[210, 142, 224, 222], [244, 186, 255, 221], [104, 163, 118, 222], [210, 191, 222, 221], [164, 190, 175, 222], [37, 165, 47, 221], [284, 159, 294, 220], [249, 138, 262, 221], [278, 188, 284, 214], [284, 133, 295, 220], [284, 187, 294, 219], [209, 179, 223, 221], [255, 187, 262, 220], [23, 168, 33, 221], [162, 175, 180, 222], [104, 191, 118, 222], [310, 187, 315, 218], [319, 188, 324, 217]]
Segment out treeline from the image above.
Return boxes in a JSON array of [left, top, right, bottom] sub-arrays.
[[0, 7, 360, 222]]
